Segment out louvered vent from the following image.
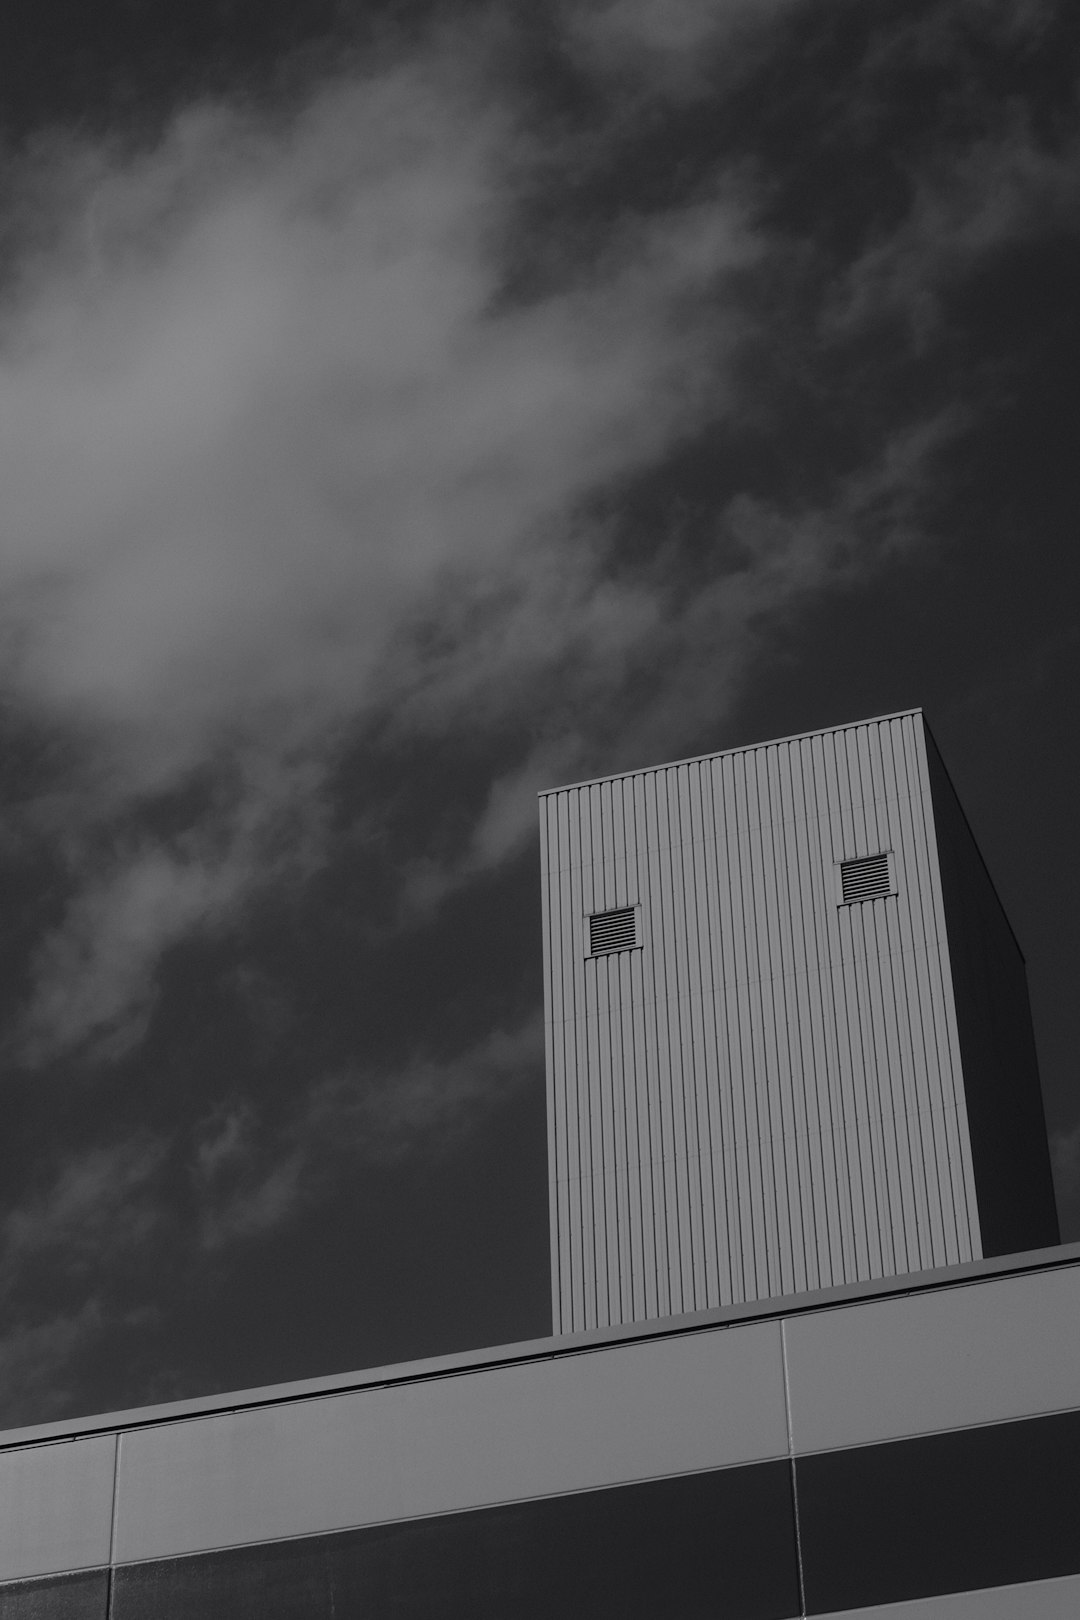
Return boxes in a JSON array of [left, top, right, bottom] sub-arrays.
[[839, 852, 892, 904], [588, 906, 638, 956]]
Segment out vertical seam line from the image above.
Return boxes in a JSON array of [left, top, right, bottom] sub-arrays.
[[105, 1432, 121, 1618], [781, 1318, 808, 1617]]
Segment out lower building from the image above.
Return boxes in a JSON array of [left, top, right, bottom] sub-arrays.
[[5, 714, 1069, 1616], [3, 1240, 1080, 1618]]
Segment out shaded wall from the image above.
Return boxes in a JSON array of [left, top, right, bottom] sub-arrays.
[[925, 727, 1059, 1253]]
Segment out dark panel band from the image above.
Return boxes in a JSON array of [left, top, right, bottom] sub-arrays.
[[108, 1459, 800, 1620], [0, 1568, 109, 1620], [798, 1406, 1080, 1613]]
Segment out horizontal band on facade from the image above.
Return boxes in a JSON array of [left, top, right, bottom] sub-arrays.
[[6, 1407, 1080, 1618]]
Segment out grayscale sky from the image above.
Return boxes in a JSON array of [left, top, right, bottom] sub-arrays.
[[0, 0, 1077, 1428]]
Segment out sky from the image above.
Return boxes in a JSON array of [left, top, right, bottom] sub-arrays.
[[0, 0, 1077, 1429]]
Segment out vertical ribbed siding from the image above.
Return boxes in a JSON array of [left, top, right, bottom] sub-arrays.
[[540, 712, 981, 1335]]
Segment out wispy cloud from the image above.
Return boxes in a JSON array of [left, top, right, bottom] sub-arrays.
[[0, 1138, 166, 1423], [0, 1136, 165, 1286], [1, 4, 1073, 1064], [561, 0, 804, 91], [828, 117, 1080, 343], [0, 1004, 539, 1412], [0, 32, 762, 1058], [0, 1301, 109, 1429], [190, 1013, 543, 1250]]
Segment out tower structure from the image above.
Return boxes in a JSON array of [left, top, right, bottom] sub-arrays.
[[539, 709, 1058, 1334]]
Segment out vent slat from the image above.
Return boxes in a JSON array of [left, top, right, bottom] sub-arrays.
[[840, 853, 892, 905], [589, 907, 638, 955]]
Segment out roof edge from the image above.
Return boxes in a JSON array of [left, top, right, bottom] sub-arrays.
[[538, 707, 925, 797], [4, 1234, 1078, 1454]]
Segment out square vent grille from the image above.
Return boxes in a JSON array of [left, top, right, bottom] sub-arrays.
[[839, 852, 893, 904], [588, 906, 638, 956]]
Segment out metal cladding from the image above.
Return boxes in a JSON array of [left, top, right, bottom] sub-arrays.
[[540, 710, 987, 1335]]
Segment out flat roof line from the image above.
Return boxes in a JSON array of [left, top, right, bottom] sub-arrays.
[[538, 708, 924, 797], [2, 1238, 1077, 1455]]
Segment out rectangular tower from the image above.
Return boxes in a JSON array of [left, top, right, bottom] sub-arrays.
[[539, 709, 1058, 1335]]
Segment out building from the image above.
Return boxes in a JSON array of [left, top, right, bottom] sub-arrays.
[[1, 711, 1074, 1620], [539, 708, 1058, 1333]]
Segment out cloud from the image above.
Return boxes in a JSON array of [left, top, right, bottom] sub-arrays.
[[18, 753, 328, 1062], [192, 1102, 305, 1250], [189, 1012, 543, 1251], [829, 118, 1080, 344], [0, 30, 765, 1059], [393, 405, 963, 913], [0, 1301, 109, 1428], [0, 1136, 166, 1422], [0, 1137, 165, 1284], [321, 1012, 544, 1159], [1, 3, 1071, 1063], [561, 0, 804, 91]]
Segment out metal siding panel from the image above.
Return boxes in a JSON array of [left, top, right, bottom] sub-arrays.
[[864, 900, 905, 1273], [880, 722, 934, 1270], [730, 751, 769, 1299], [772, 745, 812, 1293], [642, 769, 675, 1319], [886, 717, 946, 1268], [583, 788, 610, 1328], [811, 733, 860, 1285], [663, 769, 690, 1314], [789, 739, 837, 1287], [865, 725, 912, 1274], [540, 797, 564, 1333], [910, 716, 981, 1258], [675, 765, 708, 1310], [672, 767, 701, 1313], [113, 1322, 790, 1564], [0, 1435, 115, 1583], [802, 735, 852, 1283], [548, 794, 571, 1333], [709, 756, 747, 1302], [728, 752, 765, 1298], [688, 760, 723, 1306], [751, 749, 791, 1297], [839, 728, 891, 1279], [597, 778, 614, 911], [902, 717, 967, 1262], [676, 770, 701, 1313], [776, 743, 815, 1295], [764, 747, 802, 1296], [662, 766, 686, 1318], [785, 1262, 1080, 1455], [709, 770, 738, 1303], [629, 773, 659, 1322], [544, 710, 993, 1328], [879, 900, 923, 1270], [570, 788, 596, 1330], [612, 923, 634, 1321], [594, 953, 617, 1323], [820, 730, 874, 1280], [550, 792, 570, 1330], [888, 741, 953, 1265]]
